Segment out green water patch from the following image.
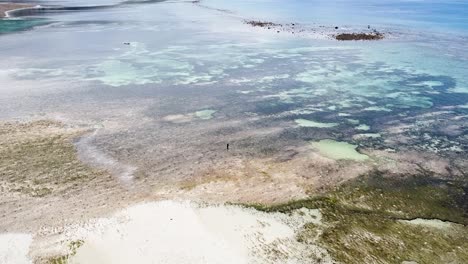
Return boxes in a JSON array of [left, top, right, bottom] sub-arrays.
[[346, 119, 360, 125], [89, 60, 158, 86], [310, 139, 368, 161], [195, 109, 216, 120], [295, 119, 338, 128], [0, 18, 49, 34], [250, 171, 468, 264]]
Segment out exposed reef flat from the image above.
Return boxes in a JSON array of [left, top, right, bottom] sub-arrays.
[[335, 32, 384, 41], [0, 120, 142, 237], [251, 171, 468, 263], [0, 120, 102, 197], [12, 167, 467, 263], [245, 20, 279, 28], [243, 19, 387, 40], [1, 107, 467, 263]]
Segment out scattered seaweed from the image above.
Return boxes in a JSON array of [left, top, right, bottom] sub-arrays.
[[335, 32, 384, 41], [244, 20, 280, 28], [249, 169, 468, 263], [46, 240, 84, 264], [0, 120, 108, 197]]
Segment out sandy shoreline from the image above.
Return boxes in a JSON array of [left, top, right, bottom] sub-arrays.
[[0, 3, 34, 18]]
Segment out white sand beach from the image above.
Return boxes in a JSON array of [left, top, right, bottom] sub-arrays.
[[1, 201, 329, 264]]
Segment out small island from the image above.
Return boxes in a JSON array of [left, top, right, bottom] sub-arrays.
[[335, 32, 384, 41], [244, 20, 385, 40]]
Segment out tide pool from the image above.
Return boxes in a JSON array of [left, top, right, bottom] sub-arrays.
[[311, 139, 369, 161]]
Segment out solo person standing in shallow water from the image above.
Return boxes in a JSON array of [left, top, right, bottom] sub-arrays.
[[227, 143, 229, 150]]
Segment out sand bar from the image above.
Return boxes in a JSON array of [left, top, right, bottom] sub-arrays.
[[0, 3, 34, 18]]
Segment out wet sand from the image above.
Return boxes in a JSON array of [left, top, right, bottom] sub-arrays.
[[0, 3, 34, 18]]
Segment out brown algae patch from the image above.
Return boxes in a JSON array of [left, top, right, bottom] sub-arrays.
[[45, 240, 84, 264], [244, 20, 280, 28], [0, 120, 108, 197], [251, 171, 468, 263], [310, 139, 368, 161], [352, 133, 381, 140], [335, 32, 384, 41], [174, 144, 373, 204]]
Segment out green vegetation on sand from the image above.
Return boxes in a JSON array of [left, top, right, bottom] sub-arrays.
[[251, 170, 468, 263]]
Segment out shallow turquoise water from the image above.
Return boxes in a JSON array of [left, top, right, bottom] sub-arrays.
[[203, 0, 468, 34], [0, 18, 49, 34], [0, 0, 466, 163]]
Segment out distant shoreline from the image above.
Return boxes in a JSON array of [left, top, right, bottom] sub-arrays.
[[0, 3, 35, 18]]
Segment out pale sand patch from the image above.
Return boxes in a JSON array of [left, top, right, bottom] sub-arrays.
[[295, 118, 338, 128], [362, 106, 392, 112], [162, 114, 194, 123], [0, 233, 33, 264], [400, 218, 454, 229], [56, 201, 330, 264], [355, 124, 370, 131]]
